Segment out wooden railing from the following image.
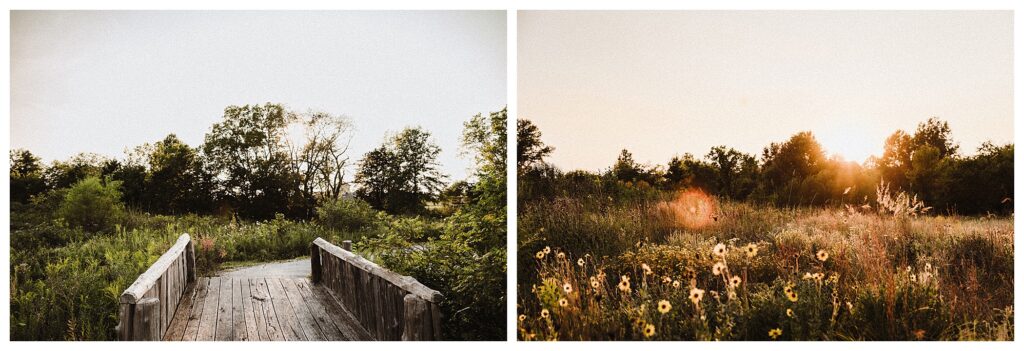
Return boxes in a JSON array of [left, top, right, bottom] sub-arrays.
[[311, 238, 443, 341], [118, 234, 196, 341]]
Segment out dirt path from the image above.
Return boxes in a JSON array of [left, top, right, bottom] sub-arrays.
[[215, 257, 310, 278]]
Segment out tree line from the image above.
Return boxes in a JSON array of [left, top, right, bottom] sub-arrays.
[[518, 117, 1013, 215], [10, 103, 457, 219]]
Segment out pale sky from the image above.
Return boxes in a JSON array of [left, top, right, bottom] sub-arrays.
[[519, 11, 1013, 171], [12, 10, 506, 181]]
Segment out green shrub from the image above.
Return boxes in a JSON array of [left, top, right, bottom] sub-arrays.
[[57, 177, 124, 234], [316, 197, 381, 232]]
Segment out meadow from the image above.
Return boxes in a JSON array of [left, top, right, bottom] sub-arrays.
[[516, 185, 1013, 341]]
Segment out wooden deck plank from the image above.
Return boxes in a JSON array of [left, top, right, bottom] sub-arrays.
[[240, 278, 261, 341], [251, 278, 284, 341], [292, 278, 350, 341], [196, 277, 221, 340], [310, 281, 375, 341], [279, 278, 326, 341], [180, 277, 210, 341], [232, 278, 248, 341], [163, 282, 197, 341], [215, 278, 234, 340], [265, 278, 306, 341]]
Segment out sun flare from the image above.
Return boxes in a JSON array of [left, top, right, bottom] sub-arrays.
[[814, 123, 882, 164]]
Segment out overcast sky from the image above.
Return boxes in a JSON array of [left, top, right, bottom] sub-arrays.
[[11, 10, 506, 181], [519, 11, 1013, 171]]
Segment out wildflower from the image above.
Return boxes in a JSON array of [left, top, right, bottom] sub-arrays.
[[768, 328, 782, 339], [787, 291, 799, 302], [557, 252, 566, 259], [518, 314, 526, 322], [535, 251, 545, 259], [672, 280, 681, 289], [657, 299, 672, 314], [641, 263, 653, 275], [558, 298, 569, 307], [590, 276, 600, 289], [783, 285, 793, 295], [621, 275, 630, 282], [730, 276, 742, 288], [618, 280, 631, 292], [563, 282, 573, 294], [813, 272, 824, 282], [816, 250, 829, 262], [543, 246, 551, 254], [925, 262, 932, 271], [745, 243, 758, 258], [689, 288, 705, 305], [661, 276, 671, 284], [713, 243, 727, 257], [786, 308, 794, 317], [712, 262, 727, 276], [643, 324, 656, 337], [540, 309, 549, 319], [578, 258, 585, 267], [634, 319, 645, 328], [802, 272, 813, 280], [910, 273, 917, 283]]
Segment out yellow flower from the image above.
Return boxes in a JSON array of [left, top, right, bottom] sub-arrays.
[[730, 276, 742, 288], [577, 258, 585, 267], [712, 262, 727, 276], [657, 299, 672, 314], [543, 246, 551, 254], [641, 263, 653, 275], [562, 282, 573, 293], [556, 252, 566, 259], [786, 308, 794, 317], [558, 298, 568, 307], [618, 280, 631, 292], [672, 280, 681, 289], [661, 276, 671, 284], [621, 275, 631, 282], [769, 328, 782, 339], [802, 272, 813, 280], [816, 250, 829, 262], [689, 288, 705, 305], [713, 243, 727, 257], [787, 290, 799, 302], [518, 314, 526, 321], [634, 318, 645, 328], [745, 243, 758, 258], [784, 285, 793, 295], [535, 251, 545, 259], [643, 323, 656, 337], [540, 309, 549, 319], [590, 276, 600, 288]]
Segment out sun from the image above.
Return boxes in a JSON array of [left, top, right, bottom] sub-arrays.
[[814, 122, 882, 164]]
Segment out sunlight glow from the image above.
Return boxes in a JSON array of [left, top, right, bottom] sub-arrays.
[[814, 122, 882, 164]]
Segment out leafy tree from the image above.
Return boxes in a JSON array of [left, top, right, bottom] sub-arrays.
[[287, 111, 354, 210], [355, 126, 446, 214], [612, 149, 642, 182], [462, 108, 507, 214], [146, 134, 216, 214], [100, 159, 147, 210], [10, 149, 48, 203], [202, 103, 303, 219], [705, 146, 758, 200], [517, 118, 553, 171], [912, 117, 958, 159], [43, 153, 105, 190], [757, 132, 827, 205], [665, 153, 716, 191]]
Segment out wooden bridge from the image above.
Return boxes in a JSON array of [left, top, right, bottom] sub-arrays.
[[117, 234, 443, 341]]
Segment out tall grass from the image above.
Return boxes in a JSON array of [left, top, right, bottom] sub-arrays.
[[518, 191, 1013, 340]]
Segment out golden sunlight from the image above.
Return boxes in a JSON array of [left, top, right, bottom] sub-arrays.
[[814, 122, 882, 164]]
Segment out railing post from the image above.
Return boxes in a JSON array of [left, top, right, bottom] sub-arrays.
[[118, 302, 135, 340], [310, 244, 322, 284], [401, 294, 429, 341], [186, 239, 196, 283], [342, 240, 352, 251], [132, 297, 160, 341]]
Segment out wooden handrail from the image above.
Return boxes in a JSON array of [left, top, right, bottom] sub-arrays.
[[118, 233, 196, 340], [311, 237, 443, 341]]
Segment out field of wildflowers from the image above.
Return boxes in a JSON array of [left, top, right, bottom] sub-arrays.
[[517, 190, 1013, 341]]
